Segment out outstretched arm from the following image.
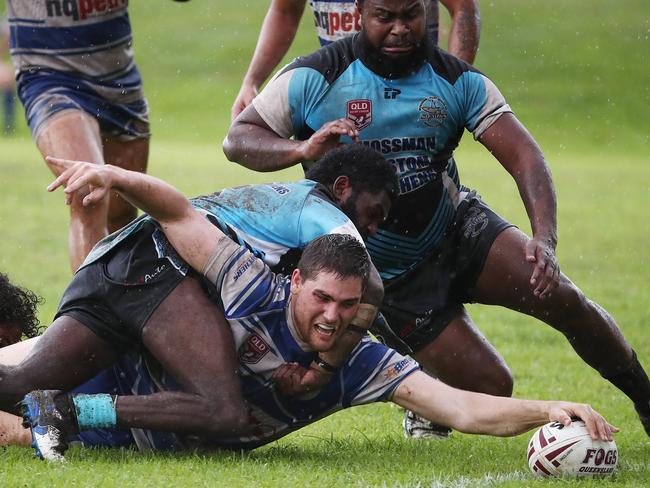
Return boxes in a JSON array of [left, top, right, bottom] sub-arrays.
[[392, 371, 617, 440], [231, 0, 306, 120], [439, 0, 480, 64], [46, 157, 225, 274], [479, 113, 560, 299]]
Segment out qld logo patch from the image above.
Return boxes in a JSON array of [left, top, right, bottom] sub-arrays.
[[418, 96, 448, 127], [347, 99, 372, 130], [239, 333, 271, 364]]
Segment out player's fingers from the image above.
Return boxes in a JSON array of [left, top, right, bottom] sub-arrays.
[[524, 239, 537, 262], [47, 171, 71, 192], [63, 171, 100, 196], [82, 188, 108, 207], [45, 156, 80, 171]]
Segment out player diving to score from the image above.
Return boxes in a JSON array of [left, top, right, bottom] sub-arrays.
[[11, 158, 616, 460]]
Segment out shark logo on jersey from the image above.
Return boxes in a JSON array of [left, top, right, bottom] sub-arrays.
[[347, 100, 372, 130], [418, 96, 448, 127], [239, 333, 271, 364]]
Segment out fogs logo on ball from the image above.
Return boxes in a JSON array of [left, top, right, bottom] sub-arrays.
[[347, 99, 372, 130], [527, 421, 617, 478]]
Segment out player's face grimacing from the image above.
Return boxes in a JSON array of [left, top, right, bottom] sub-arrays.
[[340, 190, 391, 239], [359, 0, 426, 59], [289, 270, 364, 351]]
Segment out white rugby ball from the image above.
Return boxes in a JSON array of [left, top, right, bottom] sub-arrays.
[[527, 420, 617, 477]]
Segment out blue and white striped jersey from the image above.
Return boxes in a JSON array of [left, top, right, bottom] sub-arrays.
[[96, 237, 418, 451], [252, 36, 511, 280], [82, 179, 363, 274], [6, 0, 143, 103]]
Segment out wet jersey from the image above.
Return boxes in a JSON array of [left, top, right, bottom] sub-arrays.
[[6, 0, 143, 103], [95, 238, 418, 451], [308, 0, 439, 46], [82, 179, 363, 275], [252, 36, 511, 280]]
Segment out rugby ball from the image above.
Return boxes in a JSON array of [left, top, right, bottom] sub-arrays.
[[527, 420, 617, 477]]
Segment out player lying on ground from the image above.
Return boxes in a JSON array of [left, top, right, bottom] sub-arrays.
[[11, 160, 617, 459], [57, 144, 396, 387], [224, 0, 650, 437], [0, 146, 397, 452]]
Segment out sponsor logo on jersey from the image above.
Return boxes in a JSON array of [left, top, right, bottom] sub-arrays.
[[270, 184, 291, 195], [418, 96, 448, 127], [311, 2, 361, 39], [45, 0, 127, 22], [239, 333, 271, 364], [232, 254, 257, 282], [384, 88, 401, 99], [384, 358, 411, 379], [347, 99, 372, 130]]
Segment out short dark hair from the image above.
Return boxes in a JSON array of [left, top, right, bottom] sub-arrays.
[[305, 144, 398, 201], [0, 272, 42, 339], [297, 234, 370, 288]]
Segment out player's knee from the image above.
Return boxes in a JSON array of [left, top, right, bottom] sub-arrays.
[[544, 280, 592, 326]]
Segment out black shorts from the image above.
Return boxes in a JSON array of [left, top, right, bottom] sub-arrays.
[[373, 195, 513, 354], [56, 222, 190, 351]]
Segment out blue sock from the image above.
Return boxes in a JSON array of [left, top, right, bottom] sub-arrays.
[[71, 394, 117, 431]]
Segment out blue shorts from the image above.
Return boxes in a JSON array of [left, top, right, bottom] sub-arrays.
[[16, 69, 150, 141]]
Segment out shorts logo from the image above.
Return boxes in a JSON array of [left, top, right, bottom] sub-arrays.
[[461, 207, 488, 238], [138, 264, 167, 284], [239, 333, 271, 364], [418, 96, 448, 127], [347, 99, 372, 130]]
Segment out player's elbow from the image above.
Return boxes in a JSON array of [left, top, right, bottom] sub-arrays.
[[222, 133, 240, 163], [203, 404, 250, 436]]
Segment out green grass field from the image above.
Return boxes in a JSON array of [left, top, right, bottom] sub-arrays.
[[0, 1, 648, 486]]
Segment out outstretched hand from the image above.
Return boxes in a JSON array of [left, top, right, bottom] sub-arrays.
[[46, 157, 117, 207], [547, 401, 619, 441], [298, 118, 360, 161], [272, 362, 333, 397], [525, 236, 560, 299]]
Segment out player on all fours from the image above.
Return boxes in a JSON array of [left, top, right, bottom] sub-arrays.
[[231, 0, 479, 119], [224, 0, 650, 437], [3, 160, 617, 460]]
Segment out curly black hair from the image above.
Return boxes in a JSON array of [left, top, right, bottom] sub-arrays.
[[0, 272, 42, 340], [305, 144, 398, 201]]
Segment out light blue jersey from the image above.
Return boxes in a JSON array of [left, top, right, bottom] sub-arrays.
[[253, 36, 511, 280], [82, 179, 363, 275]]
